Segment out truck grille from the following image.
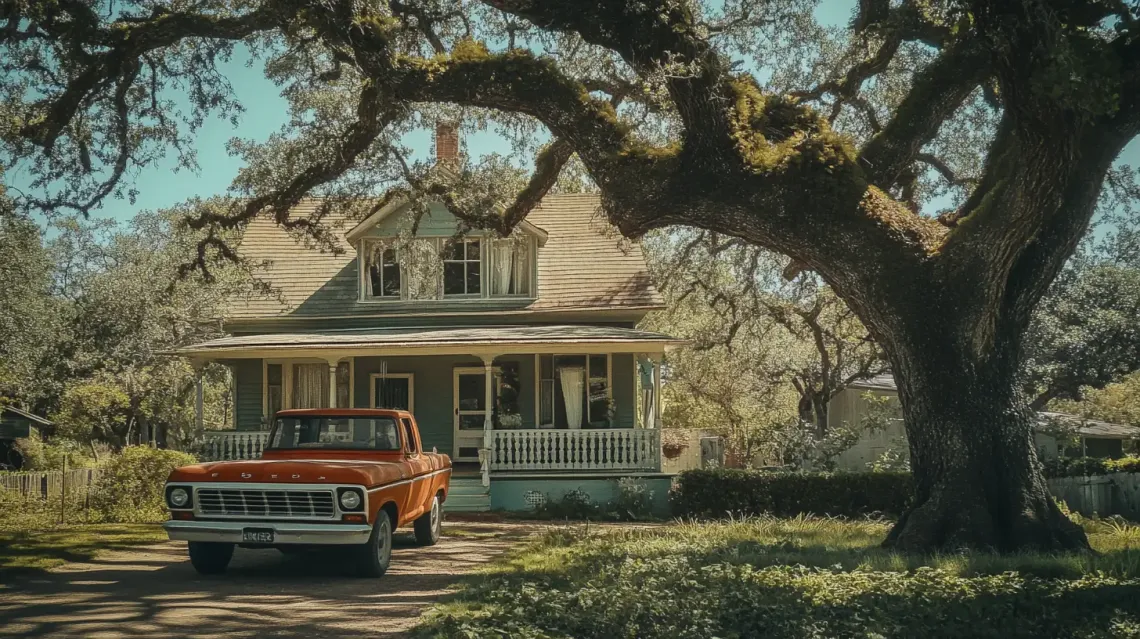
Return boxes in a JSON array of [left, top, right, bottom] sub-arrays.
[[195, 488, 336, 519]]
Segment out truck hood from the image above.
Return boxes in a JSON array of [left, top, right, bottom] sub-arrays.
[[167, 459, 408, 487]]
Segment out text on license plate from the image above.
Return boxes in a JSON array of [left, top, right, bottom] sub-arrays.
[[242, 528, 274, 543]]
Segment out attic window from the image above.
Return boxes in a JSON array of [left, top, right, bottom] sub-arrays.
[[366, 247, 400, 298]]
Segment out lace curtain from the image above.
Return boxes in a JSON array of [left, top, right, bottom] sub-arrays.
[[292, 363, 329, 409], [559, 367, 585, 430]]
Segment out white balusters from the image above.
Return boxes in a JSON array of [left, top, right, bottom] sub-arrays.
[[199, 431, 270, 461], [488, 429, 660, 472]]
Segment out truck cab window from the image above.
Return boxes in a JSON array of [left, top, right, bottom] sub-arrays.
[[401, 418, 418, 454]]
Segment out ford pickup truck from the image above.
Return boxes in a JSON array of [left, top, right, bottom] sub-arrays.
[[163, 408, 452, 577]]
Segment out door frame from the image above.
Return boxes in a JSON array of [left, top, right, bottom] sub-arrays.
[[369, 373, 415, 412], [453, 366, 500, 461]]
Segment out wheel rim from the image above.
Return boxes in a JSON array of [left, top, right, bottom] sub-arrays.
[[378, 518, 392, 562], [430, 496, 440, 534]]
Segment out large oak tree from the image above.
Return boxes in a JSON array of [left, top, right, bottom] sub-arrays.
[[4, 0, 1140, 552]]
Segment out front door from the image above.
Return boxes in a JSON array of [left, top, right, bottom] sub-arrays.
[[453, 368, 495, 462]]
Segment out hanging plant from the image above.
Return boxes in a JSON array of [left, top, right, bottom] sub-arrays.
[[661, 429, 690, 459]]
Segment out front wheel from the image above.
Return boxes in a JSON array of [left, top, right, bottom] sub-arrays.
[[354, 510, 393, 578], [188, 541, 234, 575], [414, 494, 443, 546]]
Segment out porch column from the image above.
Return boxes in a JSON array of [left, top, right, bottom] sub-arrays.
[[192, 359, 205, 434], [651, 353, 663, 430], [479, 354, 497, 487], [326, 358, 339, 408]]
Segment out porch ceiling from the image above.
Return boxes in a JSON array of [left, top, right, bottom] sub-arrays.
[[173, 324, 684, 360]]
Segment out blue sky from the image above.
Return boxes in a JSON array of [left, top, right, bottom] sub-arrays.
[[7, 0, 1138, 225]]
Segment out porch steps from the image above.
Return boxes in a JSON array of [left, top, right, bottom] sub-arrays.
[[446, 477, 491, 513]]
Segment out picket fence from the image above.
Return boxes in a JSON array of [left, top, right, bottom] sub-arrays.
[[0, 467, 103, 501]]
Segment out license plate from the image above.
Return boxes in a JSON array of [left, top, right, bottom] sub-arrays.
[[242, 528, 274, 543]]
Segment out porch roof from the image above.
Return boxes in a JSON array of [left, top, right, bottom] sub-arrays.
[[175, 325, 683, 360]]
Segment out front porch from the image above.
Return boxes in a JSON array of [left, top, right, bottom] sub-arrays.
[[184, 326, 679, 486]]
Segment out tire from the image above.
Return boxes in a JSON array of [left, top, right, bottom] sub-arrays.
[[413, 494, 443, 546], [355, 509, 393, 578], [188, 542, 234, 575]]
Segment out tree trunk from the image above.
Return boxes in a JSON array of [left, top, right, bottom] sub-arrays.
[[882, 334, 1090, 553]]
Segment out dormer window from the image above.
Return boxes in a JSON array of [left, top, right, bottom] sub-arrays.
[[359, 235, 535, 302]]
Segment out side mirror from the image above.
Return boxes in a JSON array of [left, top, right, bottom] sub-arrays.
[[432, 446, 438, 454]]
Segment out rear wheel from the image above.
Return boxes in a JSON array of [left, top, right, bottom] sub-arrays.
[[354, 510, 393, 578], [413, 494, 443, 546], [188, 542, 234, 575]]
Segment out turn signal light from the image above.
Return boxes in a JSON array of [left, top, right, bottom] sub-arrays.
[[171, 511, 195, 520], [342, 514, 366, 523]]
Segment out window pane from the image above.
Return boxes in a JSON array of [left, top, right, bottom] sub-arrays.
[[442, 241, 464, 260], [443, 262, 465, 295], [466, 239, 481, 260], [401, 418, 417, 452], [458, 373, 486, 411], [381, 262, 400, 296], [467, 260, 481, 294], [270, 417, 400, 450], [267, 363, 282, 385], [374, 377, 411, 410], [540, 379, 554, 425], [459, 414, 485, 430]]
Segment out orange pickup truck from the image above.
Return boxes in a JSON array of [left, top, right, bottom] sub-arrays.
[[163, 408, 452, 577]]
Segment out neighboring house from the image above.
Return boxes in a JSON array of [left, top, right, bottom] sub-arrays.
[[0, 406, 52, 469], [177, 125, 682, 513], [827, 375, 1140, 470]]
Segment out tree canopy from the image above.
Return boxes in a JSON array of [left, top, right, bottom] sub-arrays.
[[5, 0, 1140, 551]]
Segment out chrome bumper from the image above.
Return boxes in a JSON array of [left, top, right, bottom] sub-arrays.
[[163, 520, 373, 545]]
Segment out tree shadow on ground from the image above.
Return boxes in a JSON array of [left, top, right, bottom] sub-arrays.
[[0, 522, 536, 639]]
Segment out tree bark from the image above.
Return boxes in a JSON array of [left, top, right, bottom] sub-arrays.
[[881, 326, 1090, 552]]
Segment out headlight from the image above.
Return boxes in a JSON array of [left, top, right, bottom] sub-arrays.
[[339, 489, 362, 510], [169, 487, 190, 508]]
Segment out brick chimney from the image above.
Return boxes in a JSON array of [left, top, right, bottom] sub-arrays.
[[434, 121, 460, 166]]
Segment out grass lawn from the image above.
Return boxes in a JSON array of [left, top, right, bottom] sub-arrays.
[[0, 524, 167, 575], [413, 516, 1140, 638]]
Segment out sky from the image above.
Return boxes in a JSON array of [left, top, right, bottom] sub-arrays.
[[6, 0, 1139, 226]]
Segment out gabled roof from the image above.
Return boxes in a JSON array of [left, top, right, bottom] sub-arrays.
[[1, 406, 53, 426], [343, 197, 549, 245], [227, 193, 663, 322]]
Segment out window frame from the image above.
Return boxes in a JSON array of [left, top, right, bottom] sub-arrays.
[[535, 353, 613, 428], [369, 372, 416, 413], [442, 238, 483, 297], [262, 358, 354, 425]]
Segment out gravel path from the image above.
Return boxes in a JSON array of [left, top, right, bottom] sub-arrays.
[[0, 522, 533, 639]]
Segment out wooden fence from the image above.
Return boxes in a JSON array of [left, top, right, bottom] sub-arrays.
[[1049, 473, 1140, 519], [0, 467, 103, 500]]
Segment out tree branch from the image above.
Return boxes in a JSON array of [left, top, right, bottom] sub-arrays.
[[858, 40, 989, 190]]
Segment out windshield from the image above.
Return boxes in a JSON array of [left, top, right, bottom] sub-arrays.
[[269, 416, 402, 451]]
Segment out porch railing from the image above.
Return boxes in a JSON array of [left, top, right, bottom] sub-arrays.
[[488, 428, 661, 472], [199, 431, 270, 461]]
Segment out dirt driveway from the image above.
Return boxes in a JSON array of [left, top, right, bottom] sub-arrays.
[[0, 522, 533, 639]]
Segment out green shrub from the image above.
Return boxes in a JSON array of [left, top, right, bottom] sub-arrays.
[[535, 488, 601, 520], [670, 468, 913, 519], [610, 478, 655, 521], [1042, 456, 1140, 478], [89, 446, 196, 523]]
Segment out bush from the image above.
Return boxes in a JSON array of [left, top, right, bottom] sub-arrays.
[[89, 446, 196, 523], [1043, 456, 1140, 478], [671, 468, 912, 519], [531, 480, 659, 521]]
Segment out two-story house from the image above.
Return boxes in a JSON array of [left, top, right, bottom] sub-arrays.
[[177, 126, 681, 513]]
